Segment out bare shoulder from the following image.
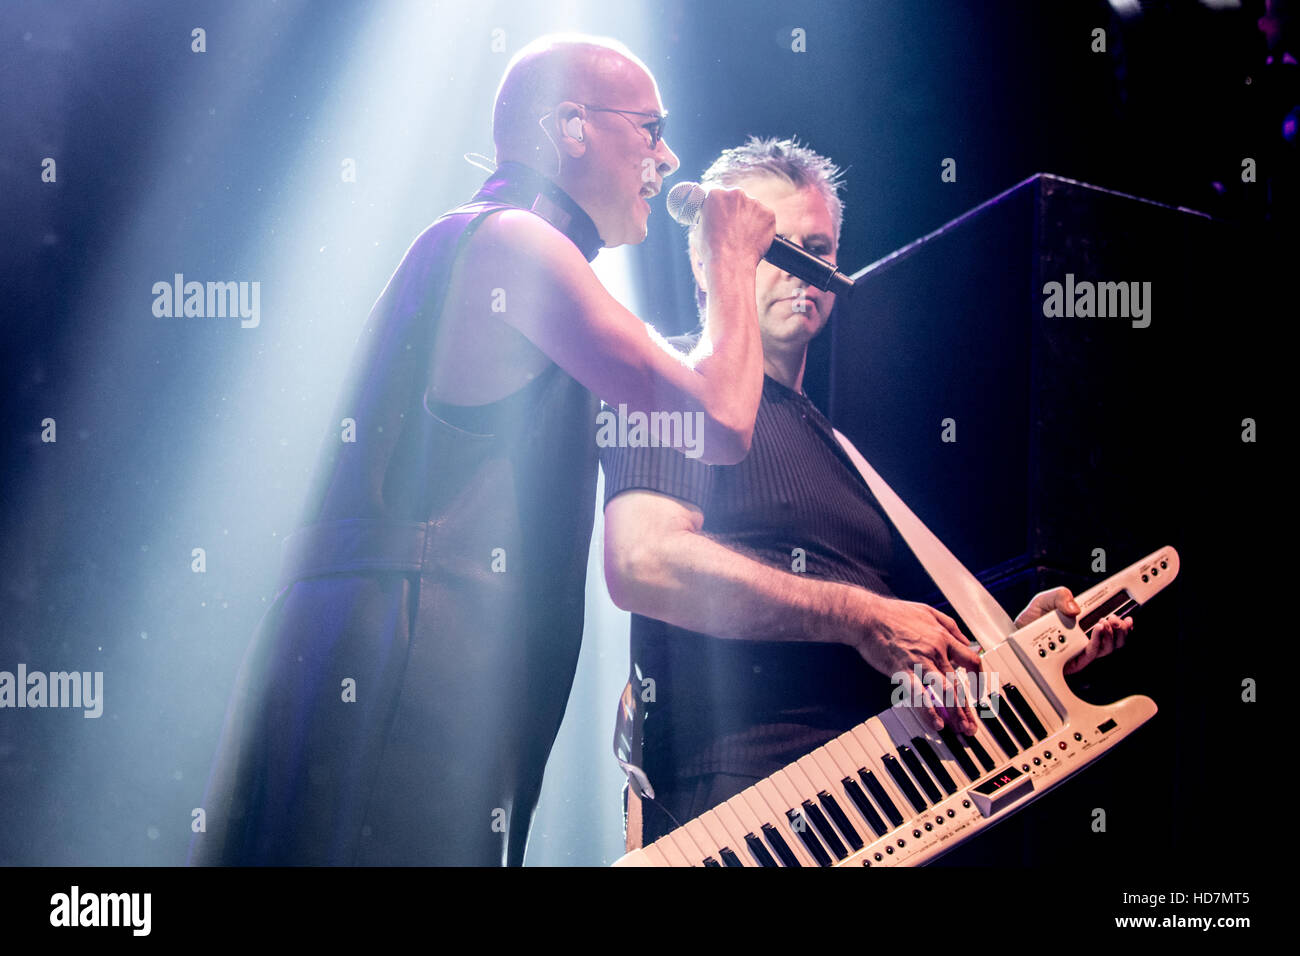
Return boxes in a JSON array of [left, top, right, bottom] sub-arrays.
[[463, 208, 589, 275]]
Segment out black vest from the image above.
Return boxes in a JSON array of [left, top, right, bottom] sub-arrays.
[[192, 163, 603, 866]]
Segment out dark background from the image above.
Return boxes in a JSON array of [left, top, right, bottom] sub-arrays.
[[0, 0, 1288, 867]]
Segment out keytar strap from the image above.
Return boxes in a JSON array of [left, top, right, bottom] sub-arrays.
[[832, 428, 1015, 652]]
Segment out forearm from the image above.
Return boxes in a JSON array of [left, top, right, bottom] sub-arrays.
[[685, 263, 765, 462], [609, 526, 874, 647]]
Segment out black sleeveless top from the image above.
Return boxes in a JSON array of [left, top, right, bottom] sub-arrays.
[[276, 162, 603, 862]]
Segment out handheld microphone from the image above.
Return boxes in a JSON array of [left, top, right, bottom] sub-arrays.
[[666, 181, 854, 298]]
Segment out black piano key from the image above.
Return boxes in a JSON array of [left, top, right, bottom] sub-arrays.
[[744, 832, 779, 867], [802, 800, 849, 860], [883, 754, 929, 812], [990, 692, 1034, 749], [858, 769, 906, 827], [787, 810, 833, 867], [912, 737, 959, 795], [761, 823, 803, 867], [979, 704, 1019, 757], [937, 727, 980, 781], [703, 856, 722, 867], [898, 746, 943, 804], [963, 732, 997, 772], [818, 791, 865, 851], [719, 847, 745, 867], [843, 777, 890, 837], [1003, 684, 1048, 741]]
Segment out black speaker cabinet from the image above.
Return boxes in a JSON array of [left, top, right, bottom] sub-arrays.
[[828, 173, 1276, 868]]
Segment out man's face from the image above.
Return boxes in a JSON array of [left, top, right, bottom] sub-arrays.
[[731, 175, 838, 352], [564, 56, 680, 247]]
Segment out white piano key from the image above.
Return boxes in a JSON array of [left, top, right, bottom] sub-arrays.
[[984, 645, 1061, 734], [712, 801, 759, 868], [698, 808, 747, 865], [735, 787, 800, 867], [809, 748, 870, 836], [876, 706, 931, 787], [823, 738, 892, 837], [930, 728, 982, 784], [808, 747, 851, 796], [979, 647, 1052, 749], [808, 748, 871, 848], [705, 806, 754, 866], [889, 700, 966, 791], [962, 725, 1004, 776], [971, 718, 1014, 770], [822, 737, 862, 785], [863, 716, 931, 811], [722, 790, 778, 867], [920, 658, 998, 749], [863, 715, 906, 752], [755, 775, 820, 867], [961, 682, 1020, 763], [682, 817, 722, 865], [974, 706, 1021, 761], [932, 664, 986, 738], [660, 822, 712, 868], [786, 758, 853, 859], [790, 753, 846, 818], [843, 723, 914, 822], [639, 842, 674, 867], [768, 769, 834, 864], [821, 738, 894, 837], [652, 829, 695, 868], [874, 706, 914, 749]]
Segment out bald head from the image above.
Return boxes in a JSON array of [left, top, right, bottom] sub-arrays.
[[492, 34, 650, 166]]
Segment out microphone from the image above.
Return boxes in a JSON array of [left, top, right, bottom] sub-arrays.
[[666, 182, 854, 298]]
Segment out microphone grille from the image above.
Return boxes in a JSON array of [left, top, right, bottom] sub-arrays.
[[666, 181, 706, 226]]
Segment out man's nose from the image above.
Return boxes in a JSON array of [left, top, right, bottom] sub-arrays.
[[656, 139, 680, 178]]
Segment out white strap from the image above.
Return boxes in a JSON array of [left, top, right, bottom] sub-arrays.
[[833, 428, 1014, 652]]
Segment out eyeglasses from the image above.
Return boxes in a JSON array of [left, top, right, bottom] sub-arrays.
[[581, 105, 667, 150]]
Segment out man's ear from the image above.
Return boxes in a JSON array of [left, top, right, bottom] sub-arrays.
[[552, 102, 587, 158]]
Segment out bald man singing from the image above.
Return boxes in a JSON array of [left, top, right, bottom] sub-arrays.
[[190, 34, 774, 866]]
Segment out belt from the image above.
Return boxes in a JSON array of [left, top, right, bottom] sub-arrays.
[[278, 518, 429, 585]]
